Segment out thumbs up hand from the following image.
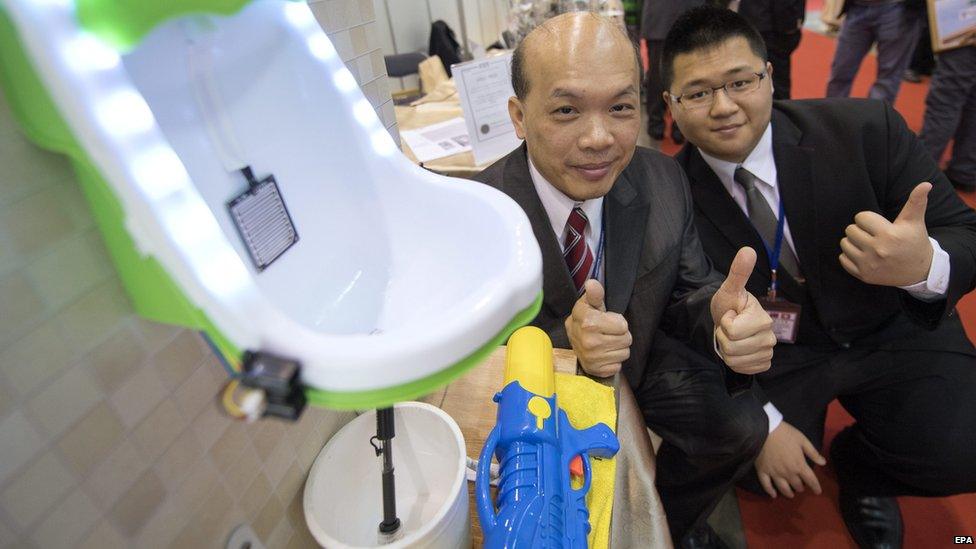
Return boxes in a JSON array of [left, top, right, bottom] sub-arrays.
[[710, 247, 776, 375], [565, 280, 632, 378], [839, 182, 934, 287]]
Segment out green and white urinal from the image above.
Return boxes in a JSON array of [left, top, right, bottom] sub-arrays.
[[0, 0, 542, 410]]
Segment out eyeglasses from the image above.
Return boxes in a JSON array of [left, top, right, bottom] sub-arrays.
[[669, 72, 767, 110]]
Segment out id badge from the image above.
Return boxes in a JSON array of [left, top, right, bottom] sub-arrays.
[[758, 294, 801, 344]]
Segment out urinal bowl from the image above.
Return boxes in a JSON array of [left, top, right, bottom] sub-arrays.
[[0, 0, 542, 409]]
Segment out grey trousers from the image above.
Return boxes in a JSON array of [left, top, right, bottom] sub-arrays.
[[920, 46, 976, 187], [825, 2, 922, 103]]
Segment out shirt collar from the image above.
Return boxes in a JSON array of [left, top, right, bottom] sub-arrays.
[[698, 122, 775, 194], [528, 157, 604, 244]]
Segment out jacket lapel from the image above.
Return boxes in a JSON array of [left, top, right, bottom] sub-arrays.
[[771, 109, 820, 298], [684, 147, 772, 282], [500, 145, 579, 317], [604, 165, 649, 314]]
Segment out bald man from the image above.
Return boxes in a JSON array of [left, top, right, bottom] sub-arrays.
[[471, 13, 775, 546]]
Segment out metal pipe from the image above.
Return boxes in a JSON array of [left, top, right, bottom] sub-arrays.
[[376, 407, 401, 535]]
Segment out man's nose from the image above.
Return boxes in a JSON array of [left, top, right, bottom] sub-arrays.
[[579, 115, 614, 150], [709, 88, 739, 118]]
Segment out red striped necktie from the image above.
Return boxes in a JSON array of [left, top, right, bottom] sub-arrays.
[[564, 206, 594, 295]]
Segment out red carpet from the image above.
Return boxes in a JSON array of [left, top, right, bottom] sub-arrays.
[[695, 27, 976, 547], [737, 401, 976, 548]]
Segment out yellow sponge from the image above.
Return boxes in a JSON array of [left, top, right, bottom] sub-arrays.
[[555, 373, 617, 549]]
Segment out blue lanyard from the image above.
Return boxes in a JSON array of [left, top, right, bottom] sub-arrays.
[[760, 197, 787, 295], [591, 221, 605, 282]]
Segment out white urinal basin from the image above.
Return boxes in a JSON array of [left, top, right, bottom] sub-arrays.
[[0, 0, 541, 406]]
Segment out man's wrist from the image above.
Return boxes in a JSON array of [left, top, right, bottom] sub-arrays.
[[899, 237, 950, 301], [763, 402, 783, 433]]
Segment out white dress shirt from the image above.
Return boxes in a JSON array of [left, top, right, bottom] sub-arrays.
[[697, 122, 951, 432], [528, 158, 606, 284]]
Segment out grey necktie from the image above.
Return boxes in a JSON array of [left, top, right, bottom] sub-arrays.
[[733, 166, 801, 278]]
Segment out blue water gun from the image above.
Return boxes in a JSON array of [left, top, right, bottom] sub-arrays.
[[476, 326, 620, 548]]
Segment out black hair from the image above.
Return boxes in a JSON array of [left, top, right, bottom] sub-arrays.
[[660, 6, 767, 92], [510, 14, 641, 101], [511, 39, 530, 101]]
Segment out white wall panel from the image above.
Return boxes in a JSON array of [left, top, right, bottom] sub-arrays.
[[458, 0, 478, 46], [376, 0, 513, 90], [386, 0, 431, 54], [426, 0, 463, 43], [372, 0, 397, 55], [492, 0, 509, 42]]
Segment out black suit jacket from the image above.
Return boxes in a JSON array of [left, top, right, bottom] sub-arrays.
[[473, 144, 723, 389], [677, 99, 976, 369]]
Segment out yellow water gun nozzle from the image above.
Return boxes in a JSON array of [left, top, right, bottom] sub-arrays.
[[504, 326, 555, 397]]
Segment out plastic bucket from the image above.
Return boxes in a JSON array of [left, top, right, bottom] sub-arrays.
[[303, 402, 470, 548]]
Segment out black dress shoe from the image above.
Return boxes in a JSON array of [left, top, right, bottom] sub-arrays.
[[838, 490, 904, 549], [681, 524, 729, 549]]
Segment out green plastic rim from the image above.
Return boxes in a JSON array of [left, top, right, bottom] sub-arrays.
[[304, 292, 544, 410], [76, 0, 255, 52]]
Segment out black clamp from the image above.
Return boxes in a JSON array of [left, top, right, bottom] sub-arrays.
[[240, 350, 307, 421]]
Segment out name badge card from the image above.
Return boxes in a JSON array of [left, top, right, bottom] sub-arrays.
[[758, 296, 801, 344]]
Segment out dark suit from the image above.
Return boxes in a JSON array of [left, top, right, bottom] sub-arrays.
[[737, 0, 806, 99], [678, 98, 976, 497], [473, 144, 768, 539]]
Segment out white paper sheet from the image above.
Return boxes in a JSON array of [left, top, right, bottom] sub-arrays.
[[931, 0, 976, 50], [399, 117, 472, 163]]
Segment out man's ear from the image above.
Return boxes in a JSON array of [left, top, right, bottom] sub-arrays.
[[766, 61, 775, 95], [509, 96, 526, 140]]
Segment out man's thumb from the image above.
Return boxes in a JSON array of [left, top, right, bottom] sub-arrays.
[[895, 182, 931, 225], [720, 247, 757, 299], [582, 279, 606, 312]]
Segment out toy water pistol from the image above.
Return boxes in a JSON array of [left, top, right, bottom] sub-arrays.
[[476, 326, 620, 548]]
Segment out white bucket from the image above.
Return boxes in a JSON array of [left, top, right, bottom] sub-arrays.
[[303, 402, 470, 548]]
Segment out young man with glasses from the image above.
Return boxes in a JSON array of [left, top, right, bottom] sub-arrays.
[[666, 7, 976, 548]]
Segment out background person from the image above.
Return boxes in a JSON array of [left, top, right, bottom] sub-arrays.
[[825, 0, 925, 104]]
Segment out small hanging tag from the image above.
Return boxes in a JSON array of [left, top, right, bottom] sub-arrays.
[[227, 171, 298, 271], [758, 293, 801, 344]]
